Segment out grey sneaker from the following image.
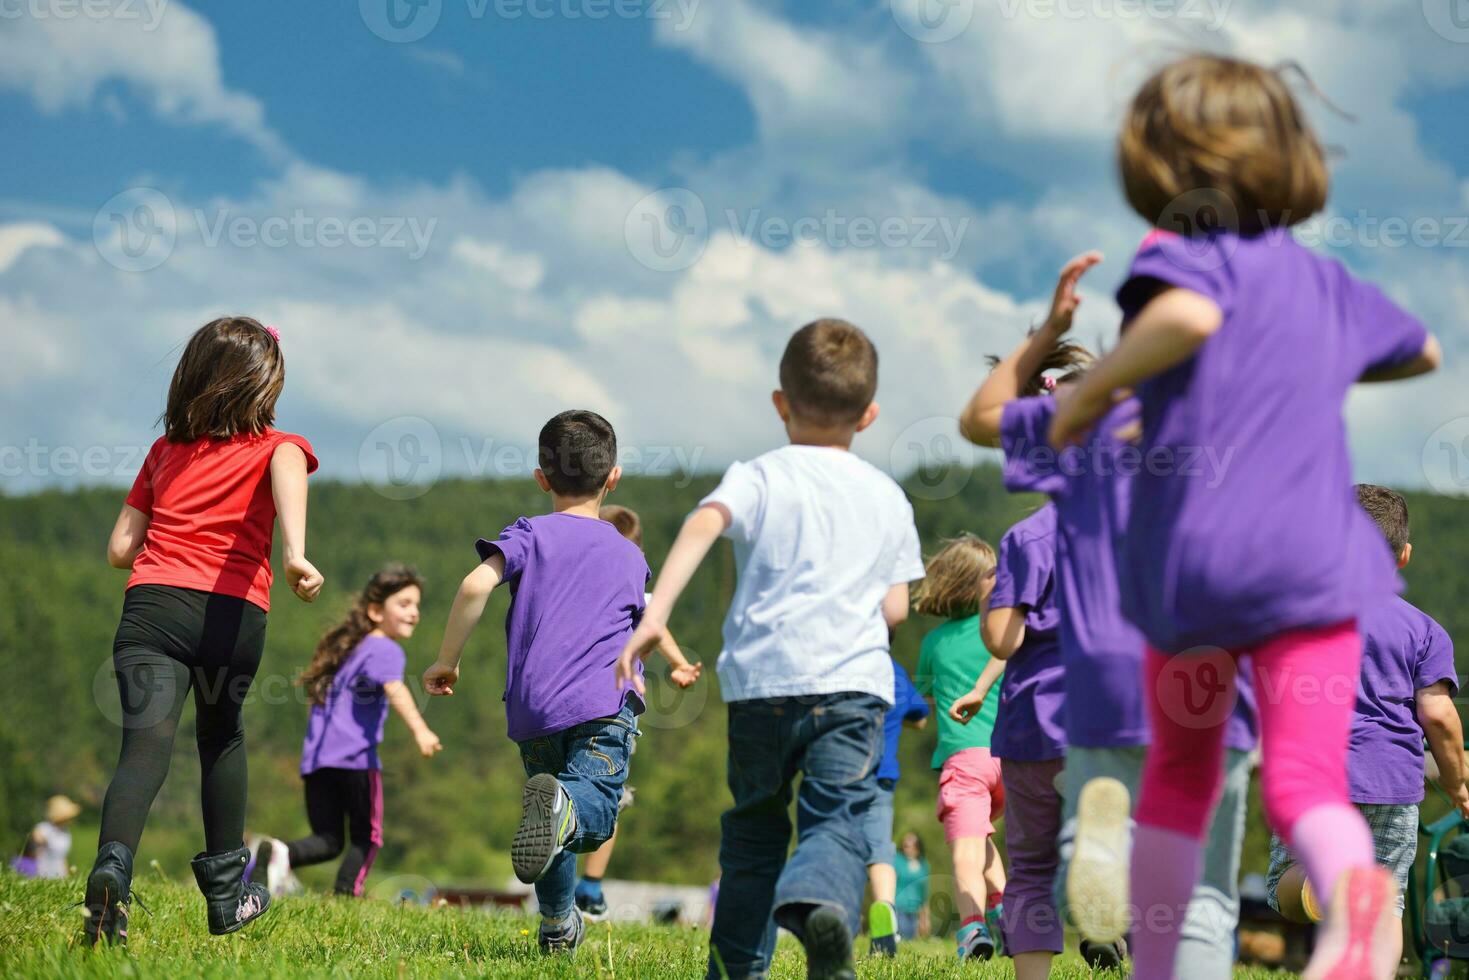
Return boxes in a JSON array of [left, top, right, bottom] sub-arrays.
[[538, 907, 586, 954], [512, 774, 576, 884]]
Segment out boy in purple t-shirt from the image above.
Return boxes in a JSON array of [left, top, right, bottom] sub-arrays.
[[424, 410, 650, 954], [1268, 485, 1468, 965]]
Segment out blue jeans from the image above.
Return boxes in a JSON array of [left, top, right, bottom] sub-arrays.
[[861, 780, 898, 867], [707, 693, 885, 980], [517, 701, 638, 921]]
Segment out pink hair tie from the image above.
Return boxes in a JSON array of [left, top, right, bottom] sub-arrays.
[[1042, 375, 1057, 392], [264, 325, 281, 343]]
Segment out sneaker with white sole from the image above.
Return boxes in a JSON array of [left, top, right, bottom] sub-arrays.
[[1302, 865, 1398, 980], [513, 774, 577, 884], [1067, 776, 1133, 944]]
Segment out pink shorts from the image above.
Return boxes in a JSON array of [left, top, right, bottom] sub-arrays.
[[937, 747, 1005, 842]]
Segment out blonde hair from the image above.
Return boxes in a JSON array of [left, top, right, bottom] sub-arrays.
[[912, 534, 997, 619], [1118, 54, 1328, 236]]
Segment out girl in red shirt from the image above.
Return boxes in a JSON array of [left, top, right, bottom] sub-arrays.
[[84, 316, 323, 946]]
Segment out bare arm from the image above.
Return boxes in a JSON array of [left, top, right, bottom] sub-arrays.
[[616, 505, 728, 693], [950, 655, 1007, 724], [423, 555, 505, 696], [271, 442, 323, 602], [1418, 681, 1469, 818], [1359, 335, 1442, 383], [981, 606, 1028, 661], [383, 680, 443, 757], [656, 626, 702, 688], [959, 251, 1101, 447], [1049, 287, 1222, 448], [107, 504, 150, 569], [882, 582, 910, 631]]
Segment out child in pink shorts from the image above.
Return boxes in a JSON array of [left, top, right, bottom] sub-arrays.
[[913, 535, 1007, 961]]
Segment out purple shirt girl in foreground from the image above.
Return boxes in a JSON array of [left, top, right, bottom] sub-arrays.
[[1049, 54, 1441, 980]]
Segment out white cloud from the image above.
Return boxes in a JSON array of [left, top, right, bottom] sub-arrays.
[[0, 222, 66, 272]]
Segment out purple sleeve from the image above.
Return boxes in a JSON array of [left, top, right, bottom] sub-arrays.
[[1343, 275, 1430, 378], [989, 522, 1052, 611], [1115, 233, 1235, 321], [1000, 397, 1068, 497], [362, 641, 407, 687], [700, 460, 763, 542], [475, 516, 534, 581], [1414, 616, 1458, 696]]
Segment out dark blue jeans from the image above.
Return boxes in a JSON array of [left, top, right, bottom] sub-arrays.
[[517, 701, 638, 920], [707, 693, 885, 980]]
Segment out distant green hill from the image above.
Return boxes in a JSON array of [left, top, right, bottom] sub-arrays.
[[3, 467, 1466, 924]]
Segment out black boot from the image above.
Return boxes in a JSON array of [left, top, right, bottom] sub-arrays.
[[191, 847, 271, 935], [83, 841, 134, 948]]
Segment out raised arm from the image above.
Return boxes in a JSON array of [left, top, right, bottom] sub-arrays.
[[383, 680, 443, 757], [1418, 681, 1469, 819], [616, 504, 728, 694], [107, 504, 150, 569], [271, 442, 323, 602], [1049, 286, 1222, 448], [959, 251, 1101, 447], [423, 554, 505, 696]]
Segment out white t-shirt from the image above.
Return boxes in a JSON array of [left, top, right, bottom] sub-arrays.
[[701, 445, 925, 704], [34, 821, 71, 879]]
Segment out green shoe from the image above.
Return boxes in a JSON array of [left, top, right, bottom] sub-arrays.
[[868, 900, 898, 957]]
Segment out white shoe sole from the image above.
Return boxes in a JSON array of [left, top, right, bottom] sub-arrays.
[[1067, 776, 1133, 944]]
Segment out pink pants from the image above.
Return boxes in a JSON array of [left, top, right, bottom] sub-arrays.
[[1136, 619, 1359, 843]]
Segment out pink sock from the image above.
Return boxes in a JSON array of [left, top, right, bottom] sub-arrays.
[[1286, 803, 1374, 904], [1129, 823, 1203, 980]]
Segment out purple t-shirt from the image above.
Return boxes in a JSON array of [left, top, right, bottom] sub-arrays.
[[1116, 231, 1428, 654], [1348, 595, 1457, 804], [1000, 397, 1257, 752], [989, 505, 1066, 762], [300, 635, 405, 775], [477, 513, 650, 743]]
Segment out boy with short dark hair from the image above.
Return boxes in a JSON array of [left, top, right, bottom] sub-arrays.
[[425, 409, 649, 954], [1267, 484, 1469, 967], [618, 319, 925, 980]]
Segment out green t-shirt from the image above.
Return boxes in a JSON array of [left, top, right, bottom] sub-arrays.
[[894, 856, 930, 915], [914, 614, 1000, 769]]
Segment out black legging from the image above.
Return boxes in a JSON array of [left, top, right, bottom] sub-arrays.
[[285, 768, 383, 896], [99, 585, 267, 855]]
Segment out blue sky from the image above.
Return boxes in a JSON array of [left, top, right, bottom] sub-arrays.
[[3, 0, 1469, 496]]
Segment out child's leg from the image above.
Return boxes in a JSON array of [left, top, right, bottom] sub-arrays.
[[770, 695, 884, 943], [331, 770, 383, 897], [1178, 747, 1251, 980], [999, 757, 1065, 976], [582, 827, 617, 880], [285, 771, 348, 869], [709, 701, 795, 980], [1250, 622, 1374, 901], [98, 645, 192, 853], [939, 748, 1004, 924], [191, 594, 267, 854], [1131, 647, 1233, 980], [863, 782, 898, 904]]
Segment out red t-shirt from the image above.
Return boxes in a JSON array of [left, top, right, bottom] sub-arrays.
[[125, 429, 318, 612]]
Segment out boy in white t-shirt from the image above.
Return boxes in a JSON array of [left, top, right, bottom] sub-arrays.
[[618, 319, 924, 980]]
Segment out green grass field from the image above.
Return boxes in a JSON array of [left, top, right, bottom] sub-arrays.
[[0, 873, 1303, 979]]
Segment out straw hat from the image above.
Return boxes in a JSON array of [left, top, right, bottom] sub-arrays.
[[45, 795, 81, 824]]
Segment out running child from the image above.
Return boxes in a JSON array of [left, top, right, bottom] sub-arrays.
[[1048, 54, 1442, 980], [957, 250, 1258, 979], [252, 564, 443, 898], [864, 657, 930, 958], [423, 410, 648, 954], [85, 317, 322, 945], [1268, 485, 1469, 967], [913, 535, 1010, 961], [616, 319, 925, 980], [573, 504, 701, 919]]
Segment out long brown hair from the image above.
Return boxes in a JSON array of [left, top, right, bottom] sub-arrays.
[[912, 534, 997, 619], [298, 564, 424, 706], [163, 316, 285, 443], [986, 339, 1094, 396]]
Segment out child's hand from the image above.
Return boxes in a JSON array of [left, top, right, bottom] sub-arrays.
[[949, 688, 991, 725], [286, 556, 324, 602], [616, 622, 665, 697], [422, 662, 459, 697], [415, 728, 444, 757], [669, 663, 702, 689], [1041, 251, 1103, 337]]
